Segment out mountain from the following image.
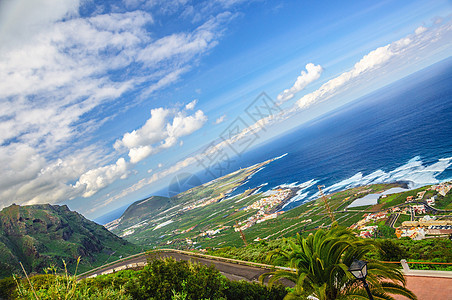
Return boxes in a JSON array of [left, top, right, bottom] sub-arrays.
[[106, 196, 173, 233], [0, 203, 142, 278], [105, 158, 282, 245]]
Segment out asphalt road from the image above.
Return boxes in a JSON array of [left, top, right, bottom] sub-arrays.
[[79, 250, 293, 286]]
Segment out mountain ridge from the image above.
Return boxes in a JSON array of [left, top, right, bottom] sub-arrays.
[[0, 203, 141, 278]]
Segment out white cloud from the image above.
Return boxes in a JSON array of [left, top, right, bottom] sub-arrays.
[[215, 114, 226, 124], [0, 0, 80, 51], [297, 41, 401, 109], [415, 26, 427, 35], [85, 19, 452, 217], [115, 106, 208, 163], [295, 22, 452, 110], [0, 0, 239, 212], [137, 12, 232, 67], [0, 10, 152, 152], [0, 143, 46, 192], [185, 99, 198, 110], [115, 108, 170, 150], [166, 110, 207, 140], [74, 158, 129, 198], [0, 144, 110, 209], [129, 146, 155, 164], [277, 63, 323, 102]]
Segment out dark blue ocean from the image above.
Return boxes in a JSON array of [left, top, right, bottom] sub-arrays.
[[212, 58, 452, 210], [95, 58, 452, 224]]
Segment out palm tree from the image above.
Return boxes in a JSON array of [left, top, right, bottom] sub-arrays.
[[260, 225, 416, 300]]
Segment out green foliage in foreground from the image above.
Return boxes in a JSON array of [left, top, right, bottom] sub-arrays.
[[208, 233, 452, 270], [260, 224, 416, 300], [206, 239, 291, 265], [1, 258, 287, 300]]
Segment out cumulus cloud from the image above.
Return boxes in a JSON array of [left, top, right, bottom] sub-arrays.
[[115, 108, 170, 150], [0, 10, 153, 151], [293, 23, 452, 111], [277, 63, 323, 102], [185, 99, 198, 110], [297, 40, 403, 109], [74, 158, 129, 198], [0, 144, 108, 209], [115, 105, 207, 163], [0, 0, 234, 210]]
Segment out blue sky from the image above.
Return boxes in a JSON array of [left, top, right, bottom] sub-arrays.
[[0, 0, 451, 219]]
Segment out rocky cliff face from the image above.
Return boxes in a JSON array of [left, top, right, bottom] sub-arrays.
[[0, 204, 140, 278]]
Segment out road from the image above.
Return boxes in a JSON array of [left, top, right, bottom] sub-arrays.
[[79, 250, 452, 299], [386, 212, 400, 228], [78, 249, 294, 286]]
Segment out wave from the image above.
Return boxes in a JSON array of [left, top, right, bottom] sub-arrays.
[[314, 156, 452, 198], [274, 153, 289, 160]]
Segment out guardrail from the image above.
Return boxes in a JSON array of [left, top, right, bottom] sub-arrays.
[[79, 249, 452, 279], [77, 248, 296, 278], [381, 261, 452, 265]]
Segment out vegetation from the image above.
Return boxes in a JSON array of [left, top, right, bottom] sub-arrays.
[[206, 239, 291, 265], [435, 191, 452, 210], [207, 234, 452, 271], [260, 224, 416, 300], [0, 204, 142, 278], [1, 258, 287, 300]]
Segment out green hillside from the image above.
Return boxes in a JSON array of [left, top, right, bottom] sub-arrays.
[[107, 158, 275, 241], [0, 204, 142, 278]]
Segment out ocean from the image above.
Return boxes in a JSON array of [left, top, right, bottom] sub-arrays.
[[96, 58, 452, 224], [221, 57, 452, 210]]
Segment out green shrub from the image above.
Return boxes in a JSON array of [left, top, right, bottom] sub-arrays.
[[10, 257, 288, 300], [0, 276, 17, 300], [223, 280, 287, 300], [377, 239, 407, 261], [128, 258, 225, 300]]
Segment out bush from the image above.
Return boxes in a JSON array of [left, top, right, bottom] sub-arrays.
[[377, 240, 406, 261], [128, 258, 226, 300], [223, 280, 287, 300], [0, 276, 17, 300], [10, 258, 288, 300]]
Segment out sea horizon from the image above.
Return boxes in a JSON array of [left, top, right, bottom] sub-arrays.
[[95, 57, 452, 225]]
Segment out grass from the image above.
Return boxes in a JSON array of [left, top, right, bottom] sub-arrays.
[[394, 214, 411, 227]]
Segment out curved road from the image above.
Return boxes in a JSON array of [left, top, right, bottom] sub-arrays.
[[78, 249, 294, 286], [79, 249, 452, 299]]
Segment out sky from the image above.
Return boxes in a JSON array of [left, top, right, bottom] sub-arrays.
[[0, 0, 451, 220]]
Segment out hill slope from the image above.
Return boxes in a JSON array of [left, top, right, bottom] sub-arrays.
[[106, 196, 173, 233], [105, 158, 276, 243], [0, 204, 141, 278]]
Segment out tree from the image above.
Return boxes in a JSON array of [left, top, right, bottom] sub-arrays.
[[260, 224, 416, 300], [377, 240, 406, 262]]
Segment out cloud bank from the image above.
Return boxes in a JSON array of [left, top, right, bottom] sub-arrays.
[[277, 63, 323, 102], [114, 103, 208, 164], [0, 0, 232, 210]]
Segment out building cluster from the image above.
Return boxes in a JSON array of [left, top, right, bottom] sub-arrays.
[[235, 211, 284, 232], [359, 225, 378, 238], [429, 183, 452, 197], [201, 225, 230, 237], [395, 227, 426, 240], [234, 188, 291, 232], [412, 204, 426, 214], [349, 212, 388, 231], [396, 217, 452, 239], [245, 189, 291, 211]]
